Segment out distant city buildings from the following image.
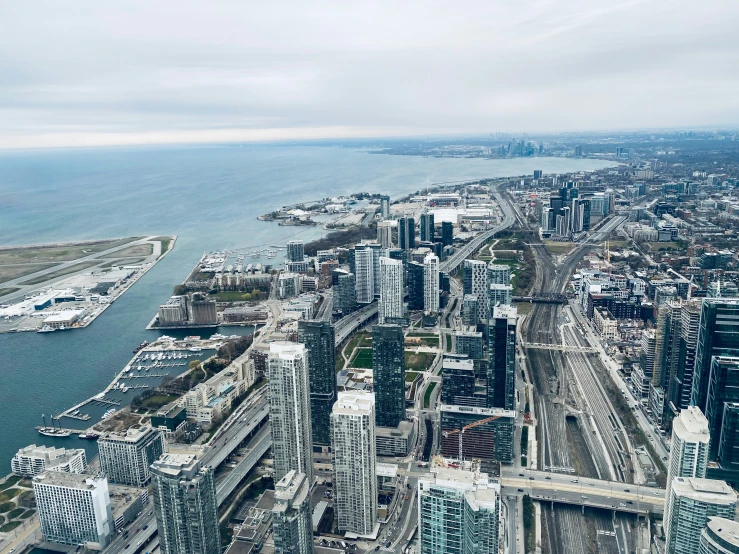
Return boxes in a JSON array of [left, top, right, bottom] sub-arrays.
[[398, 217, 415, 250], [150, 454, 220, 554]]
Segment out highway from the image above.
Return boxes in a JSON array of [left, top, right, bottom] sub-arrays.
[[216, 425, 272, 503], [440, 191, 516, 274], [335, 301, 378, 345], [500, 468, 665, 514]]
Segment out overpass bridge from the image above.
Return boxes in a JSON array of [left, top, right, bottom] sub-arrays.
[[335, 302, 378, 346], [216, 425, 272, 503], [500, 468, 664, 515], [521, 342, 598, 354], [202, 397, 269, 468]]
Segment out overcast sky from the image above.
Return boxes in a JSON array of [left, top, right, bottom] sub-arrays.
[[1, 1, 738, 149]]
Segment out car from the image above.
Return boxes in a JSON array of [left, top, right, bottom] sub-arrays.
[[654, 492, 661, 496], [519, 473, 524, 477], [581, 495, 587, 499], [518, 488, 524, 492], [545, 476, 551, 480], [626, 500, 633, 504], [529, 477, 534, 480], [624, 489, 630, 492], [589, 483, 595, 486], [571, 479, 579, 483], [125, 545, 130, 549], [143, 525, 148, 530]]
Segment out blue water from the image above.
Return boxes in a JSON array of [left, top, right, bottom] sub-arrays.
[[0, 144, 614, 466]]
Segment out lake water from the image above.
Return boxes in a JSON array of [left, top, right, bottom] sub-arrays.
[[0, 144, 614, 466]]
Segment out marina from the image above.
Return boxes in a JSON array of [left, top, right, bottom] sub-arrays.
[[42, 336, 220, 438]]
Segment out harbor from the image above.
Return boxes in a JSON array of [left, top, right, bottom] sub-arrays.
[[35, 335, 229, 439]]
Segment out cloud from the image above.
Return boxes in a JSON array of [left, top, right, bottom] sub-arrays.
[[0, 0, 738, 148]]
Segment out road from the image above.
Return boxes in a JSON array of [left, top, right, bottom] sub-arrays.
[[500, 468, 665, 514]]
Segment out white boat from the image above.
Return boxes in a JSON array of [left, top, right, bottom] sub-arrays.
[[189, 346, 202, 352]]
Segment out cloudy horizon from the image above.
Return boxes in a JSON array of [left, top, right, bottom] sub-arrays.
[[1, 0, 738, 149]]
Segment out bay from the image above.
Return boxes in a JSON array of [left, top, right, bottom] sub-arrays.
[[0, 143, 613, 466]]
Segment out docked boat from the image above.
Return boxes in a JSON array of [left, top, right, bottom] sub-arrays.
[[133, 341, 149, 354], [37, 414, 71, 437], [78, 433, 100, 440], [189, 346, 202, 352]]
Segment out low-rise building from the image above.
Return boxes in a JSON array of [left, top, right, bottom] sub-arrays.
[[376, 420, 417, 457], [11, 444, 87, 477]]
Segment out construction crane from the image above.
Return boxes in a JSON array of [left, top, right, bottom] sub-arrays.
[[442, 415, 503, 461]]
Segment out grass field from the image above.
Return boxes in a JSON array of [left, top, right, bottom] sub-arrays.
[[139, 394, 179, 410], [423, 382, 437, 408], [20, 260, 102, 285], [0, 287, 20, 297], [544, 241, 574, 256], [0, 237, 139, 265], [350, 348, 373, 369], [405, 371, 420, 383], [405, 351, 433, 371], [0, 263, 56, 284], [209, 291, 266, 302]]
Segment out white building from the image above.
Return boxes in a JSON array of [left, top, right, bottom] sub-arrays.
[[377, 220, 394, 249], [98, 426, 165, 487], [355, 248, 375, 304], [664, 478, 737, 554], [268, 342, 314, 484], [423, 253, 440, 314], [11, 444, 87, 477], [699, 517, 739, 554], [463, 260, 488, 324], [488, 283, 513, 310], [379, 257, 404, 324], [331, 391, 379, 537], [273, 471, 314, 554], [668, 407, 711, 492], [33, 472, 114, 549]]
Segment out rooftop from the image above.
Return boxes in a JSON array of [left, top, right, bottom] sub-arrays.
[[33, 471, 106, 490], [673, 406, 710, 442], [672, 477, 738, 505], [705, 517, 739, 548]]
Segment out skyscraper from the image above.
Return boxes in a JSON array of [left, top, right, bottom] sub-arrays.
[[379, 257, 404, 324], [488, 305, 517, 410], [298, 320, 336, 448], [354, 247, 374, 304], [441, 221, 453, 247], [98, 426, 165, 487], [272, 471, 314, 554], [420, 212, 434, 242], [668, 407, 710, 491], [372, 324, 406, 428], [268, 342, 314, 484], [487, 263, 510, 286], [287, 240, 305, 263], [423, 253, 439, 313], [699, 517, 739, 554], [664, 477, 737, 554], [692, 299, 739, 412], [718, 402, 739, 472], [332, 269, 356, 316], [463, 260, 488, 324], [407, 261, 425, 311], [380, 195, 391, 219], [377, 220, 394, 249], [668, 300, 701, 419], [150, 454, 220, 554], [33, 472, 113, 549], [705, 356, 739, 459], [398, 216, 415, 250], [418, 468, 500, 554], [331, 391, 378, 536]]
